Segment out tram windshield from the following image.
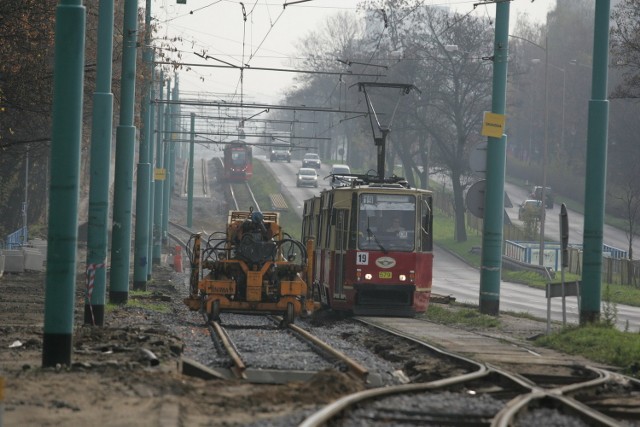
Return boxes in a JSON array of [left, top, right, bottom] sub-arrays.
[[358, 193, 415, 251], [231, 150, 247, 166]]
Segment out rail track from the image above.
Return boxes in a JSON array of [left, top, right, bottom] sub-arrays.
[[168, 155, 639, 425], [298, 317, 640, 427], [200, 313, 372, 385]]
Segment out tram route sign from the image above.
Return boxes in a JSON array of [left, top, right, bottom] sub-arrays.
[[154, 168, 166, 181], [481, 112, 505, 138]]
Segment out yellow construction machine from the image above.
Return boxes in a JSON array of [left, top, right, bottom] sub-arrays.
[[183, 209, 316, 324]]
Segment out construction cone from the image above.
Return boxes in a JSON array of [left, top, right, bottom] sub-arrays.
[[173, 245, 182, 273]]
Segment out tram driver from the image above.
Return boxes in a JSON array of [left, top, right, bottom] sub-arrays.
[[386, 218, 405, 233]]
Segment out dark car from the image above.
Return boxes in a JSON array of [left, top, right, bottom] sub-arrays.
[[302, 153, 321, 169], [518, 199, 543, 221], [529, 186, 554, 209], [270, 148, 291, 162]]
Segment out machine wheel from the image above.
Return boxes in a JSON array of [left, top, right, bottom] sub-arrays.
[[284, 302, 295, 325], [208, 300, 221, 322]]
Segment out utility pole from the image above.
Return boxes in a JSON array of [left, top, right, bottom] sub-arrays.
[[161, 78, 171, 246], [187, 113, 195, 228], [109, 0, 139, 304], [581, 0, 611, 324], [479, 1, 510, 316], [146, 63, 156, 281], [133, 0, 153, 291], [42, 0, 86, 367], [84, 0, 115, 326], [152, 71, 165, 265]]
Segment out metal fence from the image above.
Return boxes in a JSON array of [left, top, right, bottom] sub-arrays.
[[432, 189, 640, 287], [5, 226, 28, 249]]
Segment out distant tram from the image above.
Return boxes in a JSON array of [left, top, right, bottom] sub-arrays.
[[223, 141, 253, 181], [302, 176, 434, 316]]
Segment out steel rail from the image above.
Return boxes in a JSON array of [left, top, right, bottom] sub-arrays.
[[244, 181, 260, 212], [299, 369, 491, 427], [354, 318, 622, 427], [285, 321, 369, 381], [209, 318, 247, 380], [492, 390, 620, 427], [201, 158, 208, 196]]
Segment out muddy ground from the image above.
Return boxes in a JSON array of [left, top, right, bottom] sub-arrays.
[[1, 257, 371, 426], [0, 251, 564, 427], [0, 159, 559, 426]]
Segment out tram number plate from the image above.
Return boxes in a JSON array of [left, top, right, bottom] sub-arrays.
[[356, 252, 369, 265], [378, 271, 392, 279]]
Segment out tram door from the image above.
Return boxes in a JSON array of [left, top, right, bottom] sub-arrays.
[[333, 209, 348, 298]]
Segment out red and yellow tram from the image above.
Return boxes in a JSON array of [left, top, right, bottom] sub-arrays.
[[223, 140, 253, 181], [302, 177, 433, 316]]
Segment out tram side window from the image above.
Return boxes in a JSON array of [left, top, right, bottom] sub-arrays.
[[420, 196, 433, 252]]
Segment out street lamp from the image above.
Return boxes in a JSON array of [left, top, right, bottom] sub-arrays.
[[509, 33, 549, 266], [536, 60, 566, 152]]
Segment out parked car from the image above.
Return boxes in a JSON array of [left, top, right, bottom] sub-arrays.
[[529, 186, 554, 209], [270, 147, 291, 162], [302, 152, 321, 169], [329, 164, 354, 188], [518, 199, 543, 221], [296, 167, 318, 187]]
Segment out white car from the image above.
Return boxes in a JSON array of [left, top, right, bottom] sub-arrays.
[[329, 164, 353, 188], [296, 168, 319, 187]]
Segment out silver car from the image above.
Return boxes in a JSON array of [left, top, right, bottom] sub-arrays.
[[296, 168, 319, 187]]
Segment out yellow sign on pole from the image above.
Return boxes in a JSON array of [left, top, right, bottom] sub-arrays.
[[154, 168, 166, 181], [481, 112, 506, 138]]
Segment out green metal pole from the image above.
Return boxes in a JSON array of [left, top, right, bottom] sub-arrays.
[[581, 0, 611, 325], [479, 1, 510, 316], [161, 79, 171, 246], [152, 72, 165, 264], [147, 66, 156, 279], [42, 0, 86, 367], [169, 80, 177, 213], [132, 0, 153, 290], [187, 113, 195, 228], [109, 0, 139, 304], [84, 0, 114, 326]]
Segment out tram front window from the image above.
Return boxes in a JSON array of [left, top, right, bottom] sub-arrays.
[[232, 151, 246, 166], [358, 193, 415, 251]]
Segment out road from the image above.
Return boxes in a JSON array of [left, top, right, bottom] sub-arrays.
[[504, 181, 638, 255], [433, 245, 639, 331], [262, 158, 640, 332]]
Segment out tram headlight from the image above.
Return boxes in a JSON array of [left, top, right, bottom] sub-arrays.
[[364, 273, 372, 280], [399, 274, 407, 281]]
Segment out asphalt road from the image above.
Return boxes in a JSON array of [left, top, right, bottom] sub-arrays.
[[504, 181, 638, 256], [262, 158, 640, 332]]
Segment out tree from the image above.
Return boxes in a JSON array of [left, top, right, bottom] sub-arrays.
[[0, 1, 57, 237], [286, 12, 373, 166], [611, 0, 640, 99], [0, 1, 136, 238], [398, 6, 494, 242]]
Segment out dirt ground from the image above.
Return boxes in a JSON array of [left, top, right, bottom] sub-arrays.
[[0, 254, 370, 427], [0, 250, 561, 427], [0, 160, 556, 426]]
